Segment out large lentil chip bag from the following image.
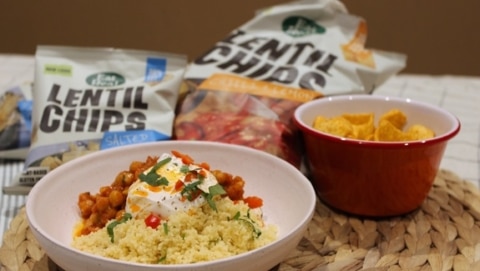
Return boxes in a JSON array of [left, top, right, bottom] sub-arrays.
[[19, 45, 187, 185], [174, 0, 406, 168]]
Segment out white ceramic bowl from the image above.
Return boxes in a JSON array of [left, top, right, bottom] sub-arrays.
[[26, 141, 316, 271]]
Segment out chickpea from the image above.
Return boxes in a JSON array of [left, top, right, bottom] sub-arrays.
[[227, 176, 245, 200], [129, 161, 144, 172], [85, 213, 101, 228], [78, 192, 94, 217], [112, 171, 130, 187], [78, 192, 92, 201], [101, 206, 117, 224], [78, 198, 94, 218], [212, 170, 245, 200], [212, 170, 230, 185], [109, 190, 125, 208], [99, 186, 112, 197], [122, 172, 135, 187], [95, 196, 109, 212]]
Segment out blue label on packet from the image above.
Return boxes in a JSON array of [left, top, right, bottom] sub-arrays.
[[145, 57, 166, 82], [100, 130, 170, 150], [17, 99, 33, 148]]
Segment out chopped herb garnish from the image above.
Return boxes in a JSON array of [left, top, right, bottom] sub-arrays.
[[107, 213, 132, 242], [188, 168, 205, 180], [232, 211, 241, 220], [209, 183, 226, 196], [158, 254, 167, 263], [139, 157, 171, 186], [181, 180, 202, 200], [232, 210, 262, 238], [196, 169, 205, 181], [140, 173, 169, 187], [154, 157, 172, 169], [180, 168, 227, 211], [180, 165, 190, 173], [205, 184, 227, 211], [163, 222, 169, 235]]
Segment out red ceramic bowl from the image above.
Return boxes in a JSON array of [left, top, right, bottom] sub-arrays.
[[293, 95, 461, 217]]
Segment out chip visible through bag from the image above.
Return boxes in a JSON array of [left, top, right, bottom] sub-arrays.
[[174, 74, 321, 168]]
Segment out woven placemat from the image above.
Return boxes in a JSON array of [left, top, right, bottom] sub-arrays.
[[2, 169, 480, 271]]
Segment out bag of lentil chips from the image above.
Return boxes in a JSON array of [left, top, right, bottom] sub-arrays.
[[0, 83, 33, 159], [18, 45, 187, 186], [174, 0, 406, 168]]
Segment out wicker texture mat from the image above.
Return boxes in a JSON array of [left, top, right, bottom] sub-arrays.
[[2, 169, 480, 271]]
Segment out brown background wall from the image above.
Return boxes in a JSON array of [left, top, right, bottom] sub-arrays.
[[343, 0, 480, 76], [0, 0, 478, 76]]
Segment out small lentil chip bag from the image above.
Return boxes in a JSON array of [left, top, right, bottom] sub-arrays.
[[19, 45, 187, 185], [0, 83, 32, 159]]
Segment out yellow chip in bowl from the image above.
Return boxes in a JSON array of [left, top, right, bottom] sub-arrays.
[[342, 113, 375, 140], [312, 108, 435, 142], [341, 113, 373, 125], [374, 119, 410, 142], [406, 124, 435, 140], [312, 115, 327, 128], [354, 122, 375, 140], [379, 109, 407, 130], [313, 116, 354, 138]]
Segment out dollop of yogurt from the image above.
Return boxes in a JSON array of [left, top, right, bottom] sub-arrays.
[[125, 152, 219, 219]]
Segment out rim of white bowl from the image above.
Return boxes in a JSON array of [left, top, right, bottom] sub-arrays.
[[293, 95, 461, 148], [25, 140, 317, 269]]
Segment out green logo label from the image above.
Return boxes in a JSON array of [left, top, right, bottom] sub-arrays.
[[44, 64, 72, 76], [86, 72, 125, 87], [282, 16, 326, 37]]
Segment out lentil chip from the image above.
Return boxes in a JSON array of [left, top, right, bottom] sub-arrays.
[[312, 109, 435, 142], [0, 208, 45, 271]]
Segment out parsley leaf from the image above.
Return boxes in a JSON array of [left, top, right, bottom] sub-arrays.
[[181, 180, 201, 201], [163, 222, 169, 235], [232, 211, 241, 220], [232, 210, 262, 238], [107, 213, 132, 243], [209, 183, 226, 196], [158, 254, 167, 263], [180, 169, 227, 211], [180, 165, 190, 173], [205, 184, 227, 211], [139, 157, 171, 186], [154, 157, 172, 169]]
